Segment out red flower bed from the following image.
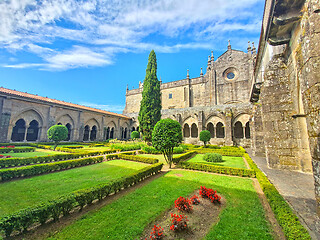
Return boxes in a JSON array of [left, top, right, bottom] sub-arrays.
[[0, 155, 12, 158], [199, 186, 221, 204], [174, 196, 193, 212], [170, 213, 188, 231], [147, 225, 164, 240], [190, 195, 200, 205]]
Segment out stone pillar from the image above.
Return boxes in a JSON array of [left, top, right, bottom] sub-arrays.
[[76, 111, 83, 141], [224, 111, 233, 146], [251, 104, 266, 156], [0, 97, 12, 143]]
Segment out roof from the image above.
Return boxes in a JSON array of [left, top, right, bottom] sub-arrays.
[[0, 87, 130, 119]]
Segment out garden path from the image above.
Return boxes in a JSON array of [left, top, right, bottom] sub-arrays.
[[246, 149, 320, 240]]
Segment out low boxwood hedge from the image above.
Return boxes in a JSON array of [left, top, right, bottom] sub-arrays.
[[243, 153, 311, 240], [178, 161, 256, 178], [0, 156, 104, 182], [0, 163, 163, 237], [172, 151, 196, 164], [118, 154, 159, 164]]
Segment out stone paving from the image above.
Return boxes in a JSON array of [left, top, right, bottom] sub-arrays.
[[246, 149, 320, 240]]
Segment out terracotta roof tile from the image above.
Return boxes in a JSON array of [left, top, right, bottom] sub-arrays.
[[0, 87, 130, 119]]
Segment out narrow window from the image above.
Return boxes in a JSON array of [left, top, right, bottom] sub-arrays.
[[169, 93, 172, 99]]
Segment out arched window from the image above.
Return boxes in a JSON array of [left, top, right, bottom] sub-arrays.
[[245, 122, 251, 139], [66, 123, 71, 141], [11, 119, 26, 142], [216, 122, 225, 138], [183, 124, 190, 138], [110, 127, 114, 139], [207, 123, 215, 138], [106, 127, 110, 140], [124, 128, 128, 139], [83, 125, 90, 141], [90, 125, 97, 141], [191, 123, 198, 138], [234, 121, 244, 139], [26, 120, 39, 141]]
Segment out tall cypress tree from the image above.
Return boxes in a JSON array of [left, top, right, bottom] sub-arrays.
[[138, 50, 161, 143]]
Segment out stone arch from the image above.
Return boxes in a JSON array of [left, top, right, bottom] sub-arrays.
[[11, 119, 26, 142], [207, 122, 215, 138], [183, 123, 190, 138], [66, 123, 72, 141], [90, 125, 97, 141], [26, 120, 39, 141], [10, 108, 44, 127], [234, 121, 244, 139], [216, 122, 225, 138], [191, 123, 198, 138], [56, 114, 75, 127], [83, 125, 90, 141], [233, 113, 251, 126], [245, 122, 251, 139], [85, 118, 100, 131]]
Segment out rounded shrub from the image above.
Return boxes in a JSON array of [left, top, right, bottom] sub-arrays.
[[131, 131, 140, 140], [203, 153, 223, 162]]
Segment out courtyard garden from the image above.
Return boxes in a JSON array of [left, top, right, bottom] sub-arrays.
[[0, 139, 311, 240]]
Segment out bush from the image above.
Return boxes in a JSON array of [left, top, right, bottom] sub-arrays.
[[199, 130, 211, 147], [172, 151, 196, 164], [47, 125, 68, 150], [199, 186, 221, 204], [190, 195, 200, 205], [174, 196, 193, 212], [110, 143, 146, 151], [130, 131, 140, 140], [170, 213, 188, 232], [118, 154, 158, 164], [0, 163, 163, 237], [203, 153, 223, 162], [179, 162, 255, 178], [141, 146, 184, 155], [65, 146, 84, 149], [148, 225, 164, 240]]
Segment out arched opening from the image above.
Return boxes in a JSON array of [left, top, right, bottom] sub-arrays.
[[26, 120, 39, 141], [191, 123, 198, 138], [11, 119, 26, 142], [183, 124, 190, 138], [124, 128, 127, 139], [83, 125, 90, 141], [234, 121, 244, 139], [90, 125, 97, 141], [132, 127, 135, 132], [120, 127, 124, 139], [245, 122, 251, 139], [66, 123, 71, 141], [110, 127, 114, 139], [106, 127, 110, 140], [57, 122, 62, 125], [137, 126, 139, 132], [207, 122, 215, 138], [216, 122, 225, 138]]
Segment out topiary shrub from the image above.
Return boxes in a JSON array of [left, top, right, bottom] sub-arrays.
[[131, 131, 140, 141], [203, 153, 223, 162], [47, 125, 68, 150], [199, 130, 211, 147]]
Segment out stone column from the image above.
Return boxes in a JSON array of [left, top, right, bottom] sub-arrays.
[[0, 97, 12, 143], [224, 110, 233, 146]]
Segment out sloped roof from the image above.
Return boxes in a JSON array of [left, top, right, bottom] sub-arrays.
[[0, 87, 130, 119]]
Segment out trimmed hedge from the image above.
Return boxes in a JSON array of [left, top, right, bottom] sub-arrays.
[[243, 153, 311, 240], [0, 163, 163, 237], [0, 147, 35, 154], [179, 161, 256, 178], [203, 153, 223, 162], [118, 154, 159, 164], [0, 156, 103, 182], [63, 146, 84, 149], [141, 146, 184, 154], [172, 151, 196, 164], [195, 148, 244, 157]]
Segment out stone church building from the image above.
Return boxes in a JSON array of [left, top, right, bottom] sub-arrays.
[[0, 0, 319, 215]]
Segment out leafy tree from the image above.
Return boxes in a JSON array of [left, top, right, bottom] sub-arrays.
[[200, 130, 211, 147], [152, 119, 182, 168], [47, 125, 68, 150], [131, 131, 140, 141], [138, 50, 161, 144]]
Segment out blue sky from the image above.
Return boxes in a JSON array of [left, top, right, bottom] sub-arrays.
[[0, 0, 265, 113]]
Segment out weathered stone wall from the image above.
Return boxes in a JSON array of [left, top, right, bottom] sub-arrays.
[[0, 94, 132, 143], [251, 104, 266, 156]]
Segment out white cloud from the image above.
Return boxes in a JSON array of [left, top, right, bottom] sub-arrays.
[[79, 102, 125, 113], [0, 0, 263, 70]]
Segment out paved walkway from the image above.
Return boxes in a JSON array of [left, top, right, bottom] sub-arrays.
[[246, 149, 320, 240]]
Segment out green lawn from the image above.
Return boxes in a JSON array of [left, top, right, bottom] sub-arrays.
[[136, 153, 184, 164], [47, 170, 273, 240], [0, 160, 147, 217], [1, 149, 65, 158], [187, 154, 247, 169]]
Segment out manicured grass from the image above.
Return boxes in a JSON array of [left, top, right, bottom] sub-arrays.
[[47, 170, 273, 240], [187, 154, 247, 169], [0, 160, 147, 217], [1, 149, 65, 158], [136, 153, 184, 164]]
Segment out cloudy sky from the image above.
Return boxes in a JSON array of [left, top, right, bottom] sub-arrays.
[[0, 0, 265, 113]]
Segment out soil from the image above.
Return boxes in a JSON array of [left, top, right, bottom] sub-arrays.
[[139, 190, 225, 240]]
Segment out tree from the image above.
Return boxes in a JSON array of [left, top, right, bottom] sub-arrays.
[[200, 130, 211, 147], [138, 50, 161, 144], [47, 125, 68, 150], [131, 131, 140, 141], [152, 119, 182, 168]]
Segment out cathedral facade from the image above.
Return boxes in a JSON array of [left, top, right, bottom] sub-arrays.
[[123, 42, 256, 147]]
